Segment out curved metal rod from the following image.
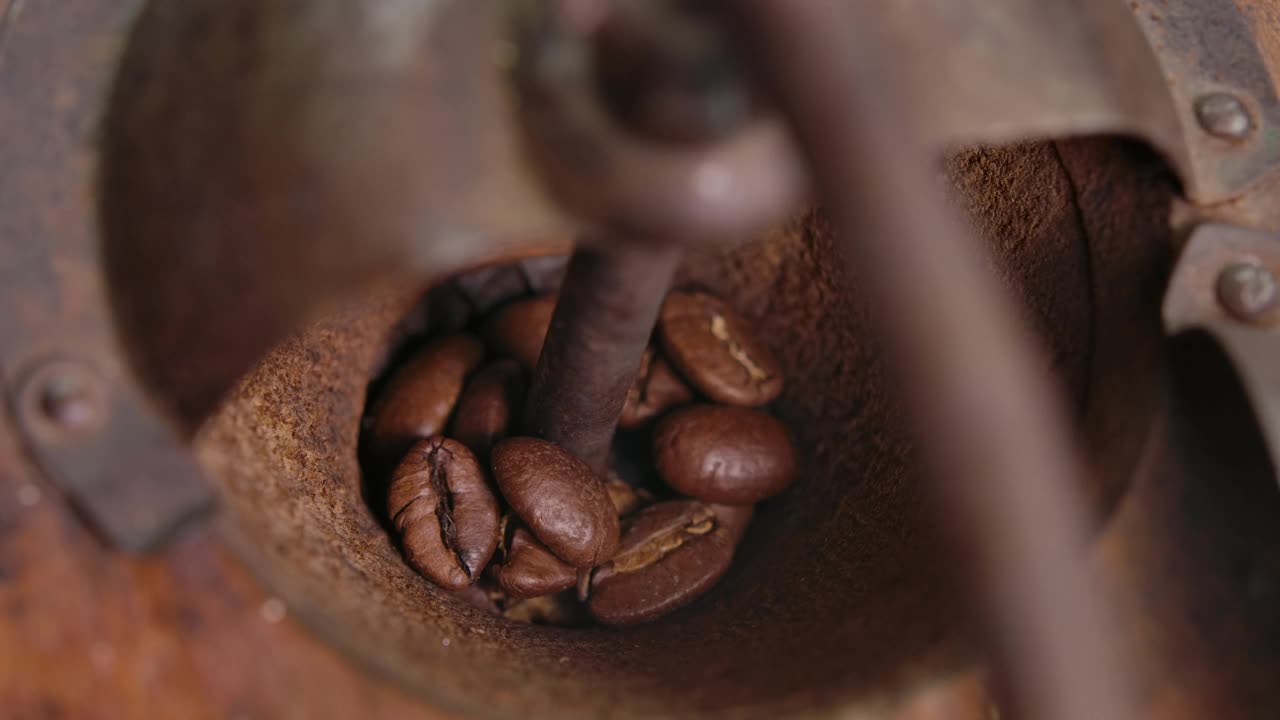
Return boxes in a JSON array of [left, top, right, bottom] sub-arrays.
[[509, 0, 808, 246], [731, 2, 1136, 718]]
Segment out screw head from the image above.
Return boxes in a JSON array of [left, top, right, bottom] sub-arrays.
[[1217, 262, 1279, 323], [17, 360, 108, 441], [39, 373, 99, 430], [1195, 92, 1254, 141]]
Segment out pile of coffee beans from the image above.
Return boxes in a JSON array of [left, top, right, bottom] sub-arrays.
[[362, 257, 796, 626]]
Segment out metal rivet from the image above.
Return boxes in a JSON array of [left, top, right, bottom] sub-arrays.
[[1195, 93, 1254, 141], [17, 360, 108, 441], [1217, 262, 1279, 323], [38, 373, 100, 431]]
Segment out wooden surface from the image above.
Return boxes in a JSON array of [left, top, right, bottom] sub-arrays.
[[0, 409, 445, 720]]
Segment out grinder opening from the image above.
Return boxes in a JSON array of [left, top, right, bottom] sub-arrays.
[[189, 138, 1124, 718], [193, 225, 967, 718]]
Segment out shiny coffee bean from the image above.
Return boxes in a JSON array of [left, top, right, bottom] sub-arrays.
[[495, 526, 579, 598], [619, 347, 695, 429], [654, 405, 796, 505], [388, 437, 500, 591], [453, 264, 530, 316], [450, 359, 525, 461], [588, 500, 739, 626], [492, 437, 620, 568], [482, 294, 557, 372], [368, 335, 484, 465], [658, 290, 783, 406]]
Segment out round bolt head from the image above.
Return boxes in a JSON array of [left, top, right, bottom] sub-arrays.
[[1217, 262, 1279, 324], [39, 374, 98, 429], [1195, 93, 1254, 141], [17, 360, 108, 442]]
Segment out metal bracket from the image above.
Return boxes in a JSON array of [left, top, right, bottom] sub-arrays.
[[1165, 223, 1280, 474], [6, 356, 215, 551], [1131, 0, 1280, 204], [0, 0, 214, 551]]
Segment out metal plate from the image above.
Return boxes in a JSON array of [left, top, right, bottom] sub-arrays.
[[0, 0, 213, 551], [1164, 223, 1280, 474], [1131, 0, 1280, 203]]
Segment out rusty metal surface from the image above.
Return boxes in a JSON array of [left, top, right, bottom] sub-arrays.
[[1095, 334, 1280, 719], [1052, 138, 1179, 524], [0, 0, 214, 550], [1184, 166, 1280, 232], [1164, 223, 1280, 474], [1130, 0, 1280, 204], [735, 2, 1135, 719], [864, 0, 1185, 174]]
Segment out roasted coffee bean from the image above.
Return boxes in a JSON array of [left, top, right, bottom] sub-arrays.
[[450, 359, 525, 461], [588, 500, 739, 625], [492, 437, 620, 568], [482, 294, 557, 372], [388, 437, 500, 590], [503, 591, 589, 626], [654, 405, 796, 505], [453, 264, 531, 316], [518, 254, 570, 293], [658, 290, 783, 406], [619, 347, 695, 429], [495, 526, 579, 598], [368, 335, 485, 465]]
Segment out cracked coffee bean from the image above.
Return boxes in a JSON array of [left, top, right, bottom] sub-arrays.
[[494, 525, 579, 598], [450, 359, 525, 462], [587, 500, 741, 626], [388, 437, 500, 591], [619, 347, 695, 429], [367, 265, 793, 628], [492, 437, 620, 568], [368, 335, 485, 465], [654, 404, 796, 505], [658, 290, 783, 407], [481, 294, 557, 372]]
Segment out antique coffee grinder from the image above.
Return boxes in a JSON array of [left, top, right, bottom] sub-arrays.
[[4, 0, 1280, 718]]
